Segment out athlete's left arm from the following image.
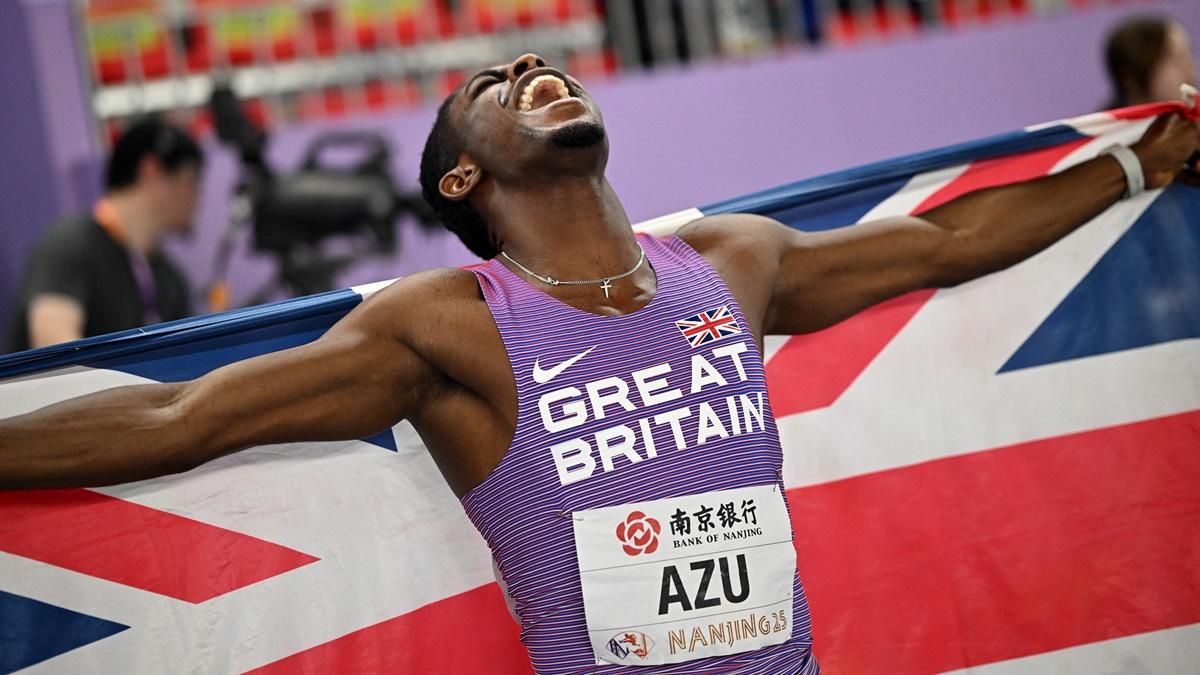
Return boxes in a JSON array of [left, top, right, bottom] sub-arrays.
[[696, 111, 1199, 336]]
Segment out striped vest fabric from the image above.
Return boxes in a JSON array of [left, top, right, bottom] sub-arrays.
[[462, 234, 818, 674]]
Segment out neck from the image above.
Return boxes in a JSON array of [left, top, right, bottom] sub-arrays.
[[105, 191, 159, 256], [482, 175, 641, 279]]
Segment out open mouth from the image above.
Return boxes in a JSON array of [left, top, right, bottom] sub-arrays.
[[517, 73, 574, 112]]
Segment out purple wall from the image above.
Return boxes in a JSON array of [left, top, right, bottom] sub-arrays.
[[3, 1, 1198, 320], [0, 0, 61, 343], [24, 0, 101, 215]]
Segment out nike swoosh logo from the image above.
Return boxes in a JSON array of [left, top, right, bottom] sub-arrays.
[[532, 346, 596, 384]]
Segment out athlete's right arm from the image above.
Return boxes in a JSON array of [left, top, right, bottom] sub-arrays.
[[0, 278, 438, 490]]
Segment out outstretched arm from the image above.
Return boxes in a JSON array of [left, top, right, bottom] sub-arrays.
[[686, 112, 1199, 336], [0, 278, 438, 489]]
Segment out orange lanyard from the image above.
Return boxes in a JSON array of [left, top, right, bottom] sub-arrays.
[[93, 198, 160, 323]]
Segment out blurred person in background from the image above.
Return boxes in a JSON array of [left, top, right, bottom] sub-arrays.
[[8, 117, 202, 352], [1104, 16, 1197, 109]]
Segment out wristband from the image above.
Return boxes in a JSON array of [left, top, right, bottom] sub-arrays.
[[1102, 144, 1145, 199]]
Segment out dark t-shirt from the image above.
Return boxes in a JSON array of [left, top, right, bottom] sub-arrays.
[[8, 214, 191, 353]]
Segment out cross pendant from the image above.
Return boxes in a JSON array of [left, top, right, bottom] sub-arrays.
[[600, 278, 612, 299]]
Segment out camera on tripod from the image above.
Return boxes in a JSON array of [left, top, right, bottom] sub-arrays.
[[208, 84, 435, 302]]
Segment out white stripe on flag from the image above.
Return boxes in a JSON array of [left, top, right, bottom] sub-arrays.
[[940, 623, 1200, 675], [351, 278, 399, 298], [633, 207, 704, 235]]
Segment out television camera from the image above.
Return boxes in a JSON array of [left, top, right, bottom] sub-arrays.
[[207, 84, 435, 304]]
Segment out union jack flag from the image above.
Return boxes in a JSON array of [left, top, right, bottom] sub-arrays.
[[674, 305, 742, 347], [0, 102, 1197, 674]]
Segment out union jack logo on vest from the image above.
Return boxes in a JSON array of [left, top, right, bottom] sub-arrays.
[[675, 305, 741, 347]]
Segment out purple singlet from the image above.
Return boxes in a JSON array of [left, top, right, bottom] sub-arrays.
[[463, 234, 818, 674]]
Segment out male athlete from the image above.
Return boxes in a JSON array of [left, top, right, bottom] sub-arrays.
[[2, 54, 1198, 673]]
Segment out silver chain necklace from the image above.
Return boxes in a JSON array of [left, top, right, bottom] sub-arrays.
[[500, 245, 646, 299]]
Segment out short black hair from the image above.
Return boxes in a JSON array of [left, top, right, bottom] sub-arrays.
[[105, 117, 203, 191], [418, 93, 499, 259], [1104, 16, 1172, 108]]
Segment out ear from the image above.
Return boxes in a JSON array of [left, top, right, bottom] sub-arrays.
[[439, 160, 482, 202], [138, 155, 164, 184]]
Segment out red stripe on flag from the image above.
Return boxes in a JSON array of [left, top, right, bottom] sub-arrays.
[[247, 582, 531, 674], [1108, 101, 1199, 122], [0, 489, 319, 603], [913, 137, 1092, 212], [794, 410, 1200, 673], [766, 137, 1094, 417], [766, 289, 934, 416]]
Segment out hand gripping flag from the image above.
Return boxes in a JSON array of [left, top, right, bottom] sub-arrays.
[[1, 103, 1198, 674]]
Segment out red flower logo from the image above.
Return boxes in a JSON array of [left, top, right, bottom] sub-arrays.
[[615, 511, 661, 556]]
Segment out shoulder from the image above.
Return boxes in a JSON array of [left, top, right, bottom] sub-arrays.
[[23, 216, 113, 288], [366, 266, 484, 309], [43, 213, 97, 236], [348, 266, 508, 403], [349, 266, 491, 342], [31, 214, 104, 258], [321, 265, 493, 367], [675, 213, 792, 270]]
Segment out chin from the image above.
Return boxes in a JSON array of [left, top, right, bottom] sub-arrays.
[[548, 120, 606, 149]]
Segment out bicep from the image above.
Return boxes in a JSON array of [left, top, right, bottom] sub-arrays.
[[766, 216, 954, 334], [181, 295, 435, 453]]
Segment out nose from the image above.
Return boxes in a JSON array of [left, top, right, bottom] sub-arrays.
[[507, 53, 547, 84]]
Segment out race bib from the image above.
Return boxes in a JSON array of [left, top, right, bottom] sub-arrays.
[[572, 484, 795, 667]]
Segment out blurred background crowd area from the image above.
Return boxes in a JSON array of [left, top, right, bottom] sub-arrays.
[[0, 0, 1195, 351], [79, 0, 1108, 142]]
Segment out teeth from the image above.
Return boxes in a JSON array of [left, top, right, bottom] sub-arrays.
[[518, 74, 572, 112]]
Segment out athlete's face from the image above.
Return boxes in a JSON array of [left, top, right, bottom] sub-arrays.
[[441, 53, 607, 197]]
